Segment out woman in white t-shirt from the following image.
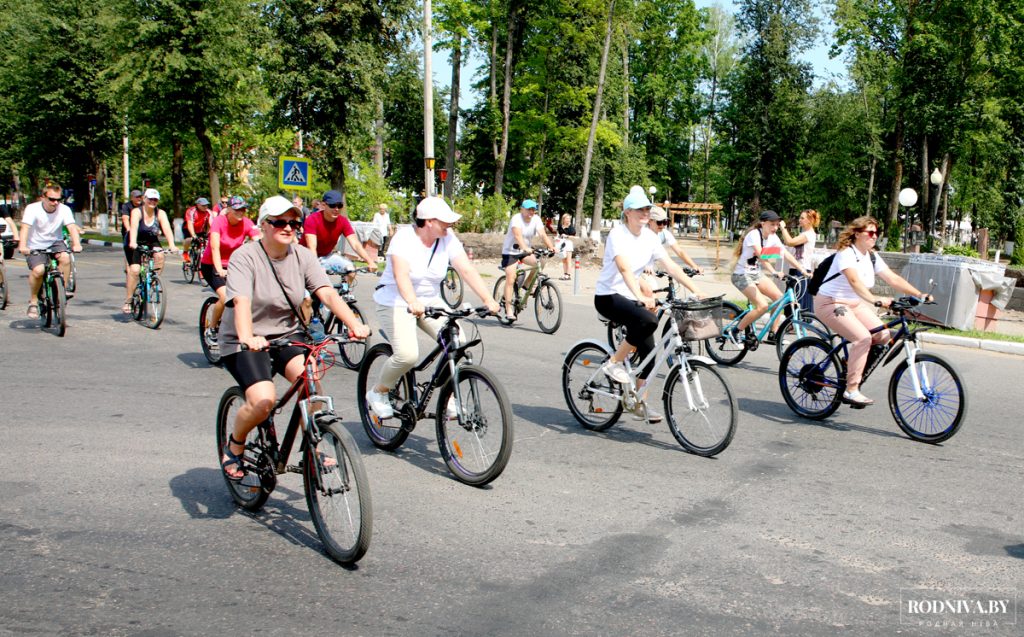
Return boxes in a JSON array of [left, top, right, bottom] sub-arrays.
[[815, 216, 930, 407], [727, 210, 808, 342], [364, 197, 500, 420], [780, 208, 820, 313]]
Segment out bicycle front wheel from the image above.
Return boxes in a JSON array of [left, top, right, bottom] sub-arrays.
[[66, 254, 77, 294], [774, 313, 830, 360], [215, 386, 271, 511], [145, 274, 166, 329], [304, 417, 373, 564], [778, 337, 844, 420], [533, 280, 563, 333], [182, 254, 195, 283], [888, 352, 967, 443], [356, 343, 413, 450], [441, 267, 464, 309], [331, 303, 368, 370], [435, 365, 513, 486], [703, 301, 749, 365], [664, 360, 737, 456], [562, 342, 623, 431], [51, 276, 67, 337], [199, 296, 221, 365], [0, 263, 7, 310]]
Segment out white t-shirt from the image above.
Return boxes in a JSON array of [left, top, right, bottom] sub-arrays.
[[372, 211, 390, 236], [657, 228, 677, 247], [374, 226, 467, 307], [790, 229, 817, 272], [595, 224, 667, 299], [501, 212, 543, 254], [816, 246, 889, 302], [22, 201, 76, 250], [733, 229, 785, 275]]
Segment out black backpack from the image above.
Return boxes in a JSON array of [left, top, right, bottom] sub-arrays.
[[807, 250, 875, 296]]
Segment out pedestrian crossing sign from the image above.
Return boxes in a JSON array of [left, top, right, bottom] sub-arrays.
[[278, 156, 311, 190]]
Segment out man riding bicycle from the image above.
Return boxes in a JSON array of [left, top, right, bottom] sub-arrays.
[[19, 183, 82, 318], [184, 197, 214, 253], [499, 199, 555, 322]]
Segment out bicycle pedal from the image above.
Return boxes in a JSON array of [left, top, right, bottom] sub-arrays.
[[285, 463, 303, 474]]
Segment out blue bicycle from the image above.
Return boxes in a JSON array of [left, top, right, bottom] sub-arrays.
[[130, 246, 167, 329]]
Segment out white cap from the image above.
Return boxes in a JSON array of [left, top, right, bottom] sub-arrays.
[[258, 195, 300, 225], [416, 197, 461, 223], [143, 188, 160, 201]]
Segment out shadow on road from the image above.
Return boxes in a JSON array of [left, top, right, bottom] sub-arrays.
[[738, 396, 905, 439], [512, 402, 685, 454], [177, 351, 216, 369]]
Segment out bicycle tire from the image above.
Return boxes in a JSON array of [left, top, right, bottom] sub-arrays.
[[562, 342, 623, 431], [888, 352, 967, 443], [145, 274, 166, 329], [40, 278, 52, 328], [66, 254, 77, 294], [534, 280, 563, 333], [703, 301, 749, 365], [435, 365, 513, 486], [663, 360, 737, 456], [0, 263, 8, 310], [304, 417, 373, 564], [215, 386, 271, 511], [440, 267, 464, 309], [131, 282, 145, 322], [774, 313, 830, 360], [356, 343, 414, 450], [332, 303, 368, 370], [778, 337, 845, 420], [199, 296, 222, 365], [51, 276, 67, 337], [182, 254, 195, 284]]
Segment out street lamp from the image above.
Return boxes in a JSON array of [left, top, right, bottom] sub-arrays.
[[898, 187, 919, 254], [929, 167, 943, 245]]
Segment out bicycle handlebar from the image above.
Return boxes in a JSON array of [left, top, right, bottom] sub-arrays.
[[422, 305, 495, 320], [886, 296, 935, 313], [510, 248, 555, 260], [241, 333, 353, 351]]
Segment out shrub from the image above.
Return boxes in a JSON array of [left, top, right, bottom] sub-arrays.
[[452, 193, 513, 233], [942, 244, 979, 258]]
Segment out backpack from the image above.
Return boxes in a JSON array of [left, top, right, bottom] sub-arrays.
[[807, 250, 875, 296]]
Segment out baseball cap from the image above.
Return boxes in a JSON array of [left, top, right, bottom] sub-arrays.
[[622, 185, 652, 211], [257, 196, 300, 225], [322, 190, 344, 206], [130, 189, 144, 198], [759, 210, 782, 222], [650, 206, 668, 222], [416, 197, 461, 224], [143, 188, 160, 201], [521, 199, 538, 210], [195, 197, 210, 206], [228, 195, 248, 210]]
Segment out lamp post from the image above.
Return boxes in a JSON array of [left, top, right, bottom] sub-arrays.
[[898, 187, 919, 254], [423, 0, 435, 197], [929, 167, 943, 246]]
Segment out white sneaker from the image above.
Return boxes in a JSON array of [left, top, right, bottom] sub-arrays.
[[842, 390, 874, 406], [365, 389, 394, 419], [600, 360, 630, 384], [446, 396, 459, 420], [630, 404, 663, 423]]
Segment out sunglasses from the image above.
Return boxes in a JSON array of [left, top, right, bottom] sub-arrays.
[[265, 219, 302, 230], [860, 229, 879, 238], [45, 196, 62, 202], [326, 203, 344, 210], [655, 220, 668, 226]]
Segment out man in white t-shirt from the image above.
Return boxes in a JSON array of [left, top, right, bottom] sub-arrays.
[[372, 203, 393, 255], [19, 183, 82, 317], [499, 199, 555, 321]]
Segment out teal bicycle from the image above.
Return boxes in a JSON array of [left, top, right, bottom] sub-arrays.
[[29, 249, 69, 336], [704, 274, 829, 365], [130, 246, 168, 329]]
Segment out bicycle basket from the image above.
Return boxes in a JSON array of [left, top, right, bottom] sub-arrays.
[[672, 297, 724, 341]]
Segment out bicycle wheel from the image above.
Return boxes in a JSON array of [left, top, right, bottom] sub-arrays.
[[215, 386, 271, 511], [888, 352, 967, 443], [663, 360, 737, 456], [131, 283, 144, 322], [778, 337, 845, 420], [66, 254, 77, 294], [774, 313, 830, 360], [441, 266, 464, 309], [435, 364, 513, 486], [356, 343, 414, 450], [0, 263, 8, 310], [182, 253, 195, 283], [703, 301, 749, 365], [145, 274, 166, 329], [199, 296, 222, 365], [304, 416, 373, 564], [533, 280, 563, 333], [331, 303, 368, 370], [51, 276, 67, 337], [561, 342, 623, 431]]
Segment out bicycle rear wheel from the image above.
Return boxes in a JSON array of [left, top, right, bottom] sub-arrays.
[[145, 274, 166, 329], [435, 365, 513, 486], [441, 266, 463, 309], [778, 337, 844, 420], [304, 417, 373, 564], [199, 296, 222, 365], [774, 313, 829, 360], [533, 280, 563, 333], [356, 343, 414, 450], [215, 386, 271, 511], [888, 352, 967, 443], [131, 283, 144, 322], [0, 263, 7, 310], [561, 342, 623, 431], [66, 254, 77, 294], [51, 276, 67, 337], [663, 360, 737, 457], [182, 253, 195, 283], [703, 301, 749, 365], [330, 303, 368, 370]]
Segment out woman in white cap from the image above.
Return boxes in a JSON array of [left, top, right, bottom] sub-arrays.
[[125, 188, 178, 314], [218, 195, 369, 481], [594, 186, 705, 423], [646, 206, 702, 273], [499, 198, 555, 321], [364, 196, 500, 420]]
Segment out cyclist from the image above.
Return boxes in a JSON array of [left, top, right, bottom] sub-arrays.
[[499, 199, 555, 321], [555, 213, 576, 280], [200, 195, 261, 345], [219, 195, 369, 481], [364, 197, 500, 420], [726, 210, 809, 344], [595, 187, 706, 422], [780, 208, 820, 313], [19, 183, 82, 317], [304, 190, 373, 273], [125, 188, 178, 314], [647, 206, 703, 274], [120, 189, 144, 285], [372, 203, 393, 256], [183, 197, 213, 255], [814, 215, 931, 407]]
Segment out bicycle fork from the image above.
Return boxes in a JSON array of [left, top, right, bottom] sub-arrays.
[[902, 343, 931, 402]]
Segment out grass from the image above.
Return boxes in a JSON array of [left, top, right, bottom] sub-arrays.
[[929, 326, 1024, 344]]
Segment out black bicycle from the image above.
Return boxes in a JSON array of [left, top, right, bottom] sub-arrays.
[[317, 265, 372, 370], [492, 248, 562, 333], [440, 265, 464, 309], [0, 251, 8, 311], [778, 295, 967, 443], [198, 295, 222, 365], [182, 233, 207, 284], [356, 305, 513, 486], [130, 246, 168, 329], [216, 334, 372, 564], [30, 249, 69, 336]]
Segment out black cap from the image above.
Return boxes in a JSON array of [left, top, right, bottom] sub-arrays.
[[759, 210, 781, 222]]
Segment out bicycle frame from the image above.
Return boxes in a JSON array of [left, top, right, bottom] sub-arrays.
[[260, 350, 336, 475], [395, 317, 482, 421], [827, 312, 931, 401]]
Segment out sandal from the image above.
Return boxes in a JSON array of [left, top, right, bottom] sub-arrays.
[[221, 435, 247, 481], [26, 303, 39, 319], [122, 302, 132, 314], [560, 274, 571, 280]]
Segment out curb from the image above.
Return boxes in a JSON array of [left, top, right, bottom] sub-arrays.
[[918, 332, 1024, 356], [84, 239, 122, 247]]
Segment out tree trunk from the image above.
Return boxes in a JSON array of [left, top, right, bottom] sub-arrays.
[[886, 115, 905, 232], [494, 5, 519, 196], [171, 137, 184, 217], [445, 37, 462, 200], [573, 0, 616, 231], [622, 36, 629, 144], [920, 135, 929, 232], [95, 159, 108, 216], [375, 100, 385, 177], [196, 125, 221, 205], [590, 168, 606, 242], [489, 17, 499, 164], [866, 155, 876, 217], [931, 152, 950, 244], [330, 160, 346, 201]]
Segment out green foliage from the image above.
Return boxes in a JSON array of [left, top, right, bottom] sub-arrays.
[[452, 193, 513, 233], [345, 159, 393, 222], [942, 244, 979, 258], [886, 220, 903, 252]]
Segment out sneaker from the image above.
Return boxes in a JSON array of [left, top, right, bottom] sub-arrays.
[[365, 389, 394, 419], [630, 404, 663, 423], [446, 396, 459, 420], [723, 325, 741, 344], [842, 390, 874, 407], [205, 327, 219, 344], [600, 360, 630, 384], [764, 331, 777, 345]]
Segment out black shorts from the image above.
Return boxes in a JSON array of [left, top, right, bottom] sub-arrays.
[[128, 241, 161, 266], [200, 262, 226, 291], [500, 254, 519, 269], [222, 345, 307, 392]]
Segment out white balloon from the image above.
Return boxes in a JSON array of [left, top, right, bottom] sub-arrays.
[[898, 187, 918, 207]]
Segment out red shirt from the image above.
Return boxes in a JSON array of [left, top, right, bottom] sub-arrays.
[[185, 206, 211, 233], [201, 215, 259, 266], [303, 211, 355, 257]]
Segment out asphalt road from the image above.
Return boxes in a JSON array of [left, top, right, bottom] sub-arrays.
[[2, 246, 1021, 636]]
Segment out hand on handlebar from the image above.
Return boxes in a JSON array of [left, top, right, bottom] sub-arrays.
[[407, 300, 425, 317], [19, 244, 30, 255], [242, 335, 269, 351], [72, 245, 83, 253], [485, 298, 501, 315], [874, 297, 892, 309], [347, 323, 371, 340], [638, 293, 656, 311]]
